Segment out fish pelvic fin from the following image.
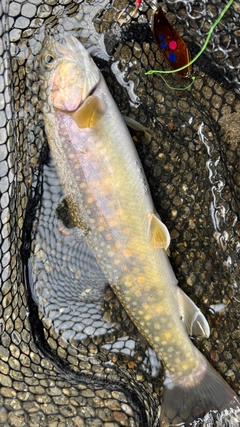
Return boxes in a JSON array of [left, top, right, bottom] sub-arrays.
[[72, 95, 105, 128], [177, 287, 210, 338], [160, 357, 240, 426], [149, 212, 171, 251]]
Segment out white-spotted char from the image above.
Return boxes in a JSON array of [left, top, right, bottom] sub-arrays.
[[39, 36, 240, 426]]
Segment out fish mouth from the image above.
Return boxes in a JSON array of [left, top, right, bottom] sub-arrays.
[[59, 35, 101, 112], [59, 35, 92, 65], [48, 36, 82, 61], [63, 35, 82, 53], [40, 35, 100, 112]]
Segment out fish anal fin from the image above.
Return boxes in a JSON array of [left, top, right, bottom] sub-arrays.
[[161, 360, 240, 426], [177, 287, 210, 338], [149, 212, 170, 251], [72, 95, 105, 128]]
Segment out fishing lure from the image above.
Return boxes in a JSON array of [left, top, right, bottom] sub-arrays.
[[153, 6, 192, 78], [147, 0, 234, 90]]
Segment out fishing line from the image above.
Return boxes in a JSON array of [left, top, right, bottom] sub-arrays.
[[146, 0, 234, 90], [159, 75, 196, 91]]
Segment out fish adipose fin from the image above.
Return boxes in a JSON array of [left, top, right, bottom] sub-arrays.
[[123, 115, 151, 138], [72, 95, 105, 128], [149, 213, 171, 251], [161, 357, 240, 426], [177, 287, 210, 338]]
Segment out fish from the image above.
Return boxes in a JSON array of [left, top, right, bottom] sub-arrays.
[[39, 35, 240, 425]]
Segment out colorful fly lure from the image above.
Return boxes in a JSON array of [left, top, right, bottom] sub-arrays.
[[152, 6, 192, 78]]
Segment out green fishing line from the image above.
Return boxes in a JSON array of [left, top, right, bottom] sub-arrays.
[[146, 0, 234, 89], [159, 75, 196, 91]]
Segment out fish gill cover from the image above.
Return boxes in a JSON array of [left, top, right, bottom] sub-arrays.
[[0, 0, 240, 426]]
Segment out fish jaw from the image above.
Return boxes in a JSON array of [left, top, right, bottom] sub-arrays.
[[39, 35, 100, 112]]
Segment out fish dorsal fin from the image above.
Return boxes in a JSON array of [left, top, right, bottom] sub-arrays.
[[177, 287, 210, 337], [72, 95, 105, 128], [149, 212, 171, 251]]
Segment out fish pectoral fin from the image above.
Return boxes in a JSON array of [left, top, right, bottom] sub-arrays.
[[149, 212, 171, 251], [72, 95, 105, 128], [177, 287, 210, 338]]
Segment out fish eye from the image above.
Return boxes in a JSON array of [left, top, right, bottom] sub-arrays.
[[43, 53, 55, 69]]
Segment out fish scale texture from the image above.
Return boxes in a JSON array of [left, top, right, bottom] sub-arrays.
[[0, 0, 239, 426]]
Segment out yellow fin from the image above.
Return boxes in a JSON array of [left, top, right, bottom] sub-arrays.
[[149, 213, 170, 251], [72, 95, 105, 128]]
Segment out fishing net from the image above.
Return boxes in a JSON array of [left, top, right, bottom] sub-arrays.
[[0, 0, 239, 425]]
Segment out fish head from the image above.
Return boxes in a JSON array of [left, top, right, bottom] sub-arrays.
[[39, 36, 100, 112]]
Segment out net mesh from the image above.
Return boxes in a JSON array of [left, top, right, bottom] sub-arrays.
[[0, 0, 239, 425]]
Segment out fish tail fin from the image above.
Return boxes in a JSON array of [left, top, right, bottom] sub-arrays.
[[160, 356, 240, 426]]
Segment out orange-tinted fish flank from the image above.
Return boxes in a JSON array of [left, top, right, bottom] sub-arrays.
[[153, 6, 192, 78], [39, 36, 240, 426], [51, 110, 199, 376]]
